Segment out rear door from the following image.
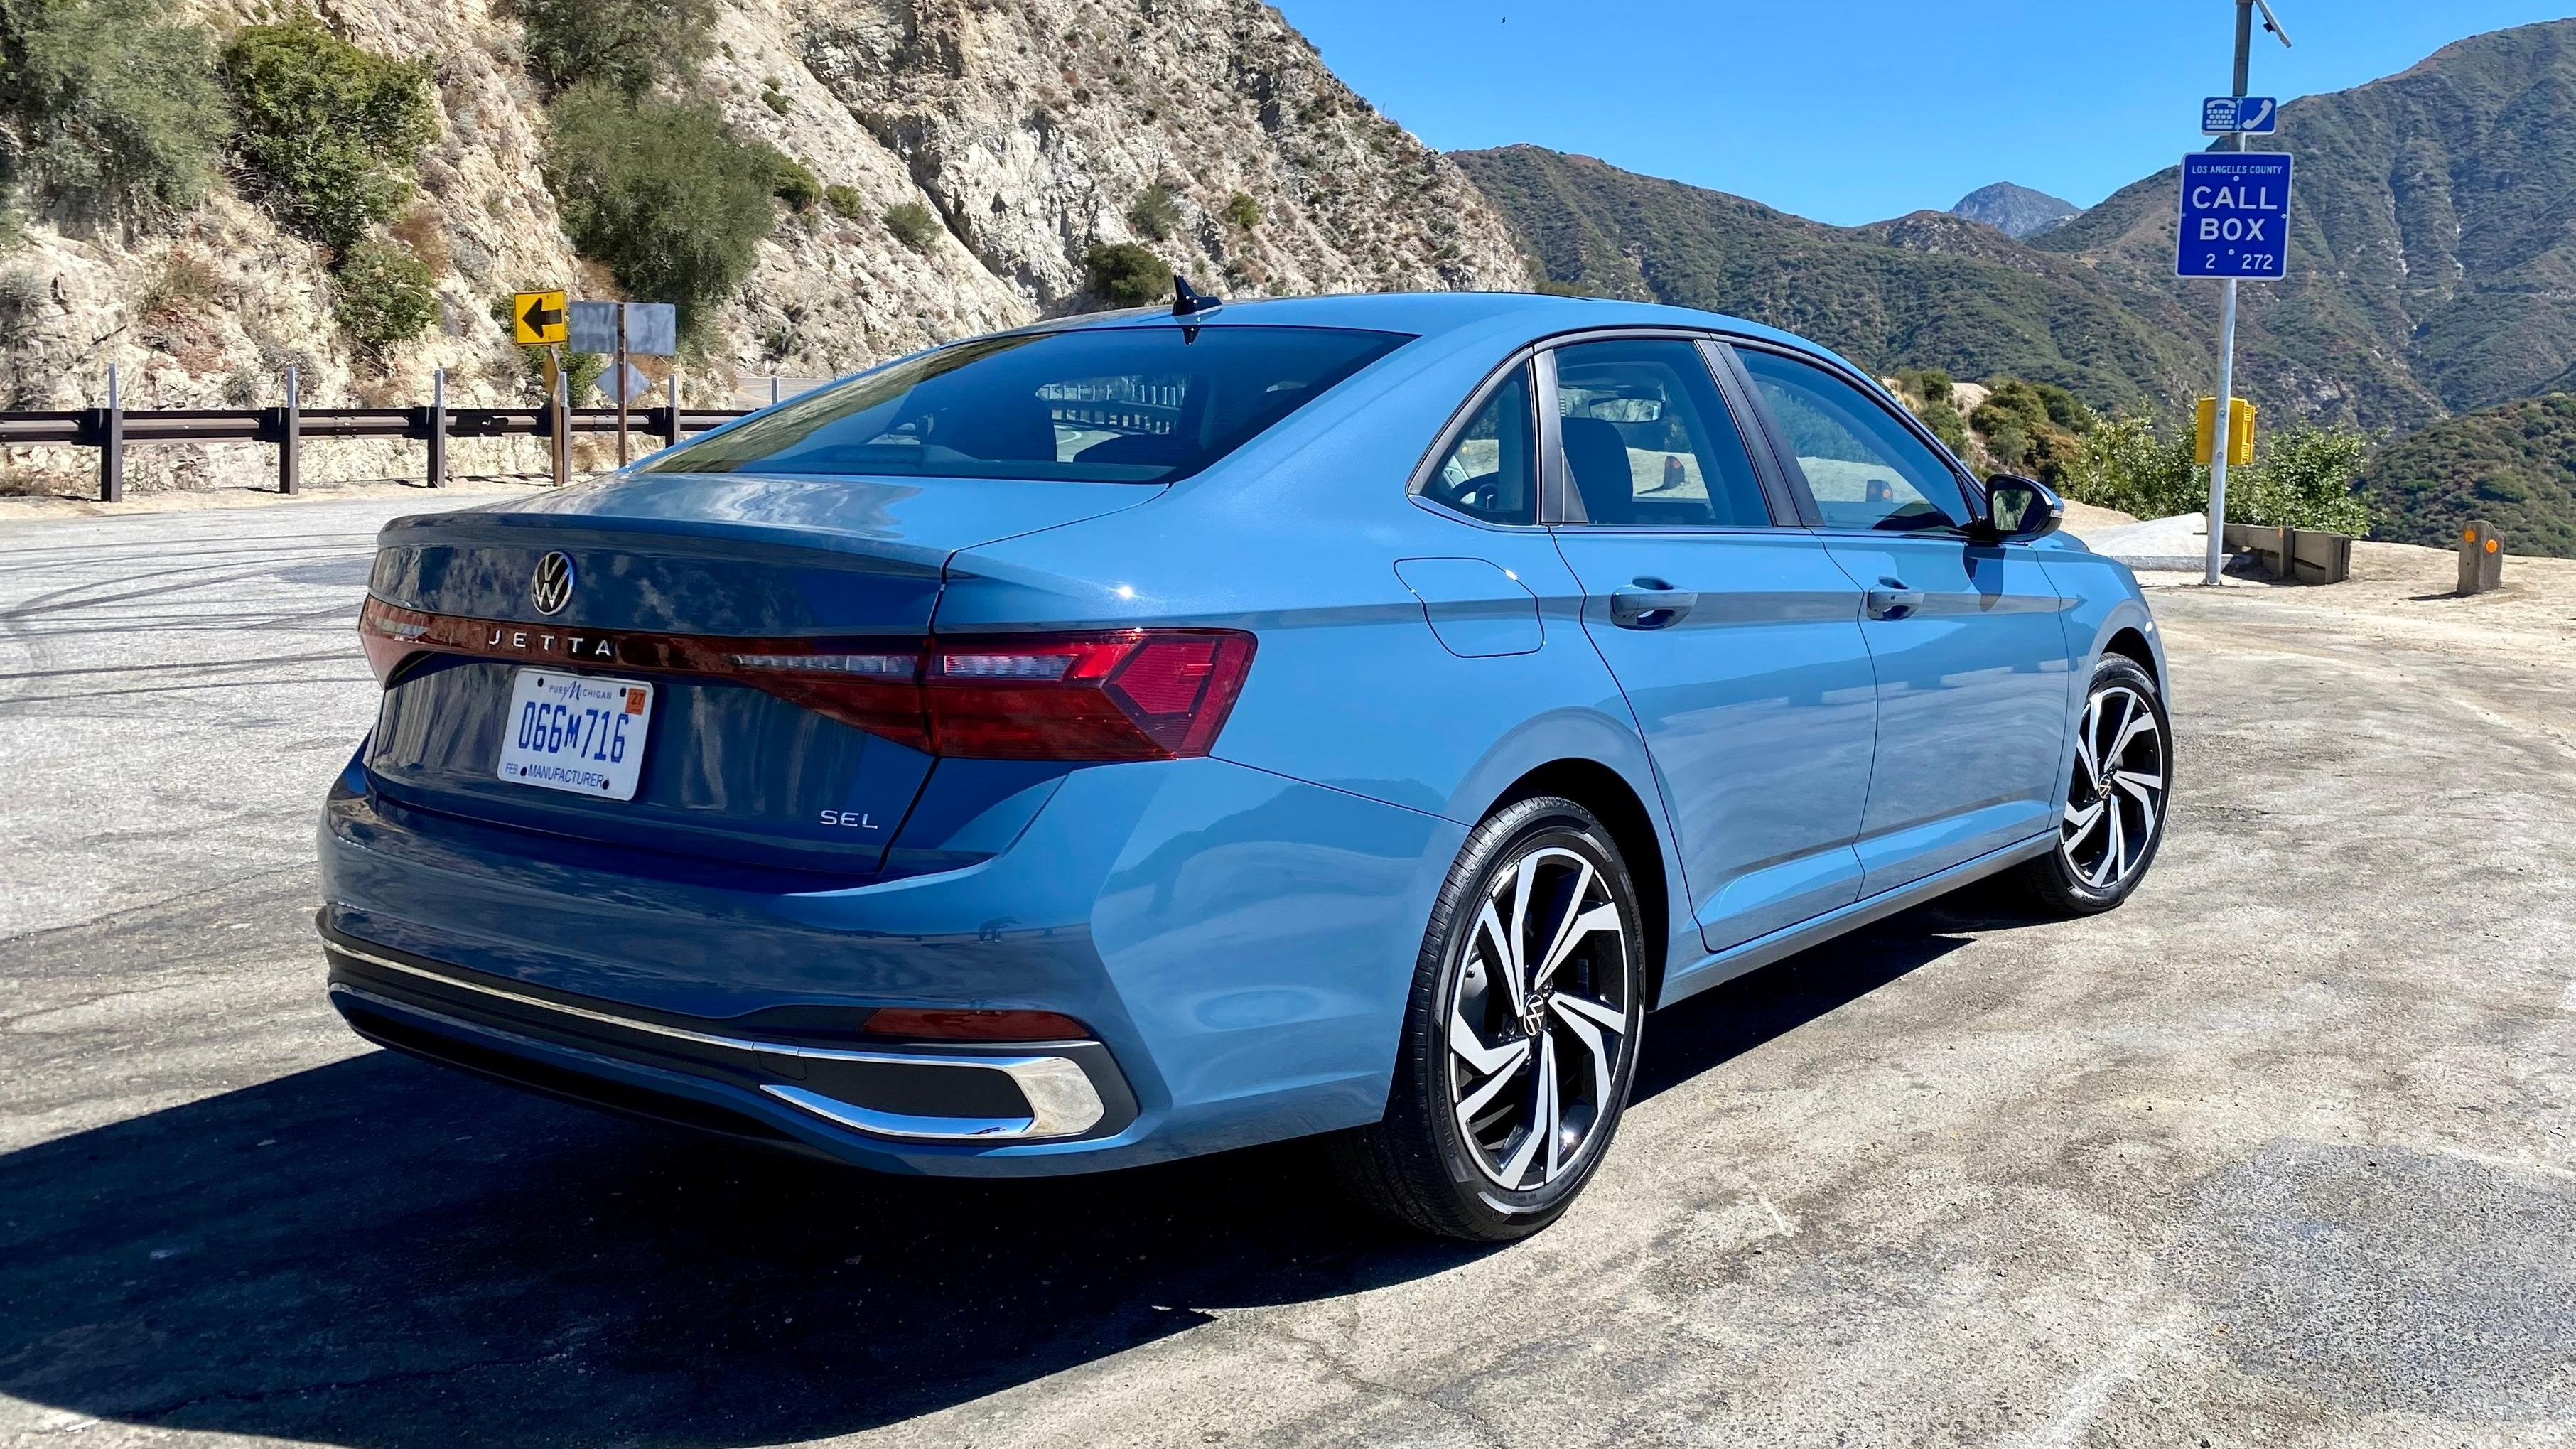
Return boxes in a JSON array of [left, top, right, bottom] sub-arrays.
[[1726, 343, 2077, 895], [1541, 335, 1880, 956]]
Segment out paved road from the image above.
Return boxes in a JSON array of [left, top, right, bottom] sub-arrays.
[[3, 501, 2570, 1448]]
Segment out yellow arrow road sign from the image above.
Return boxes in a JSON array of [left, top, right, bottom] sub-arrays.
[[513, 290, 567, 345]]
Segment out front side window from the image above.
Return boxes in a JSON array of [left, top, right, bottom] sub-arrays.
[[1734, 348, 1968, 532], [644, 325, 1410, 483], [1418, 363, 1536, 525], [1549, 338, 1770, 528]]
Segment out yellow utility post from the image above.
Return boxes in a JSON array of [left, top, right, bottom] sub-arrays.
[[2195, 396, 2256, 468]]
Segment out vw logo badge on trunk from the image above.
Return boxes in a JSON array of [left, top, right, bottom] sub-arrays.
[[530, 551, 576, 615]]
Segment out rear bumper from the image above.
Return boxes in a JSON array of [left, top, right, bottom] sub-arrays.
[[317, 746, 1462, 1176]]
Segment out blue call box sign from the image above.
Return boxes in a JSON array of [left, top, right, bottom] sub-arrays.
[[2202, 95, 2279, 134], [2176, 151, 2292, 279]]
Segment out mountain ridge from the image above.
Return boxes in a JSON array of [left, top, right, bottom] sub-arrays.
[[1949, 182, 2078, 239]]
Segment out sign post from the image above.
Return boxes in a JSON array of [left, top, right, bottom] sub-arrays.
[[2179, 1, 2293, 586], [571, 300, 677, 468]]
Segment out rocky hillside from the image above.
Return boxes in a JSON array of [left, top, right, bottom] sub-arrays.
[[1948, 183, 2076, 239], [0, 0, 1529, 491]]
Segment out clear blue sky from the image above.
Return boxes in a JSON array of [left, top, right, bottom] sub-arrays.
[[1270, 1, 2576, 225]]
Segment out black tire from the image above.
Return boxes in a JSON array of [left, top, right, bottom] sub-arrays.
[[1330, 795, 1647, 1241], [2012, 654, 2172, 915]]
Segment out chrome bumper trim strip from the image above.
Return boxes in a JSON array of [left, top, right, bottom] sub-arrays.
[[322, 937, 1107, 1140]]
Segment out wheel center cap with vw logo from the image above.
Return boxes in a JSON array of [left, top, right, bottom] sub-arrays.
[[530, 551, 576, 615]]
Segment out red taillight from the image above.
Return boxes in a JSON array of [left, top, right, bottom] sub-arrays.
[[921, 632, 1254, 760], [357, 596, 433, 683], [358, 595, 1255, 763], [862, 1007, 1091, 1041]]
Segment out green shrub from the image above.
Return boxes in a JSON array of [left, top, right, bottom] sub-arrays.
[[2238, 422, 2376, 534], [1127, 181, 1184, 242], [333, 239, 437, 347], [1083, 242, 1166, 308], [516, 0, 713, 97], [541, 82, 777, 329], [1221, 191, 1260, 232], [2057, 412, 2205, 520], [220, 16, 436, 251], [770, 153, 821, 210], [883, 200, 940, 252], [759, 78, 789, 115], [4, 0, 230, 212], [823, 184, 864, 219], [1912, 396, 1970, 456]]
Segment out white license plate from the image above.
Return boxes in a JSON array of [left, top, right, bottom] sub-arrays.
[[496, 671, 654, 801]]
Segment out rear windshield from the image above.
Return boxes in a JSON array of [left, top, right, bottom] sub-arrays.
[[644, 325, 1411, 483]]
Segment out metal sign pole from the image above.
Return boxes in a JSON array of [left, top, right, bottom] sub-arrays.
[[549, 343, 568, 488], [615, 306, 630, 468], [2202, 0, 2257, 586]]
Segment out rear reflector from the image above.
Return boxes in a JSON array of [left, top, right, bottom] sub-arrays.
[[862, 1008, 1092, 1042], [359, 596, 1253, 762]]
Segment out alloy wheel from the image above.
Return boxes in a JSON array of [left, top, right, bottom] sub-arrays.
[[2062, 682, 2168, 890], [1445, 844, 1634, 1191]]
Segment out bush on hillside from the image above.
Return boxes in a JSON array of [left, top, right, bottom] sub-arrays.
[[770, 154, 822, 211], [1222, 191, 1261, 231], [333, 239, 437, 348], [1912, 396, 1971, 456], [541, 83, 776, 330], [2057, 412, 2203, 520], [1083, 242, 1165, 308], [823, 184, 864, 220], [882, 201, 940, 252], [220, 16, 436, 250], [4, 0, 230, 214], [516, 0, 713, 97], [1128, 181, 1184, 241], [2237, 422, 2376, 534]]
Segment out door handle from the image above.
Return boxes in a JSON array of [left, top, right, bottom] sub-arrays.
[[1865, 578, 1924, 620], [1610, 582, 1697, 629]]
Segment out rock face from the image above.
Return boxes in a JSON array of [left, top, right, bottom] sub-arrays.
[[0, 0, 1531, 492], [1947, 183, 2079, 239]]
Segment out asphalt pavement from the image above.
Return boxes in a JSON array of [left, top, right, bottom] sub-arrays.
[[2, 497, 2570, 1448]]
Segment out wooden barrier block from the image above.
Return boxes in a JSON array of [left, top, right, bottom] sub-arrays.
[[2457, 522, 2506, 595]]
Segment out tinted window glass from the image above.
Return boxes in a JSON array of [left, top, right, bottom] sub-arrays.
[[645, 325, 1409, 483], [1735, 348, 1967, 531], [1419, 364, 1536, 525], [1551, 339, 1769, 527]]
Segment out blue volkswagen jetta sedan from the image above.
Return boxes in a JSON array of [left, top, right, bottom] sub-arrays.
[[321, 291, 2170, 1241]]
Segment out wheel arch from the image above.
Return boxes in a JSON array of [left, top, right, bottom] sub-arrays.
[[2102, 625, 2162, 691], [1493, 758, 1674, 1008]]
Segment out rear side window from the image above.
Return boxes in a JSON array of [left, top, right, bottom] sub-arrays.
[[645, 325, 1410, 483], [1550, 338, 1769, 527], [1418, 362, 1537, 525]]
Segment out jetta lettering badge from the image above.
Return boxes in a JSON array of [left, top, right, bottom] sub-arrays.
[[530, 552, 575, 616]]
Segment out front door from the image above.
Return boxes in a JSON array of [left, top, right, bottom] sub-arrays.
[[1542, 336, 1881, 957], [1729, 344, 2078, 896]]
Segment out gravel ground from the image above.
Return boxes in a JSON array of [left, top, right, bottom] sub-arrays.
[[1, 499, 2570, 1448]]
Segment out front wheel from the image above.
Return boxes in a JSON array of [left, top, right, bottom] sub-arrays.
[[2012, 654, 2172, 913], [1330, 795, 1647, 1241]]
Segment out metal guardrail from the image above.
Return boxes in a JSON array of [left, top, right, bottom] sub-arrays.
[[2, 365, 753, 501]]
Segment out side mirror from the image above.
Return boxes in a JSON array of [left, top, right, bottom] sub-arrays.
[[1982, 474, 2064, 542]]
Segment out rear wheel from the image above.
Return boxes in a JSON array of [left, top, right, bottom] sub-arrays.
[[2012, 655, 2172, 913], [1330, 796, 1646, 1241]]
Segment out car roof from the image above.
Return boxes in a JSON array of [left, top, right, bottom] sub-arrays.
[[1018, 291, 1841, 365]]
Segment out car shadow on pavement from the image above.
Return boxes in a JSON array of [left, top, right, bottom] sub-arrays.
[[0, 894, 2028, 1447]]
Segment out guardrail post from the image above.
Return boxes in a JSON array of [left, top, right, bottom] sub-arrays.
[[98, 363, 124, 502], [426, 367, 448, 488], [662, 373, 681, 448], [278, 363, 301, 495]]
